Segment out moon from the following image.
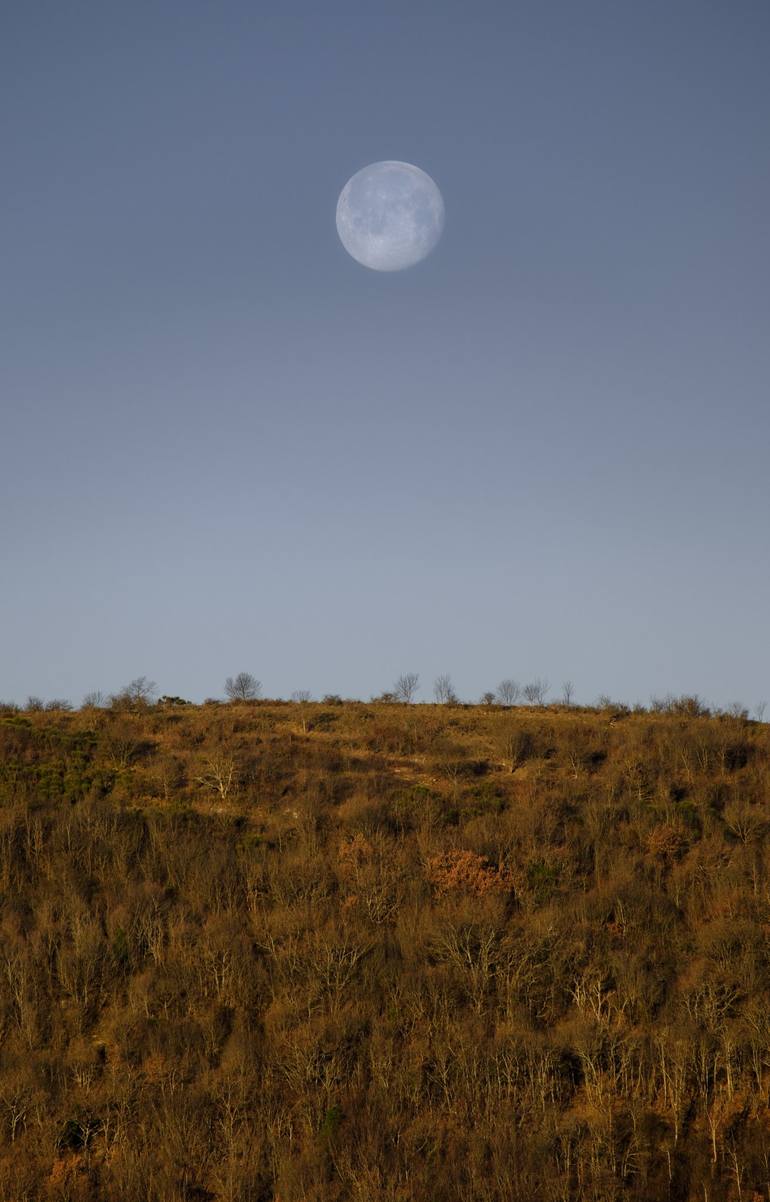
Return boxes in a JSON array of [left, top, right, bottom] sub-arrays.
[[336, 161, 445, 272]]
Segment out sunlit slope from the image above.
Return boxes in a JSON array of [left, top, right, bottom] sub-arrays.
[[0, 700, 767, 1200]]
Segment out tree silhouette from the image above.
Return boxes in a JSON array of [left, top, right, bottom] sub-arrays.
[[225, 672, 261, 701]]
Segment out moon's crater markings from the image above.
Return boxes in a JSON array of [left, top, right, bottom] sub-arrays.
[[336, 161, 445, 272]]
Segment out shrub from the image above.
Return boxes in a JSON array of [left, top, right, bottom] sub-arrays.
[[425, 849, 515, 896]]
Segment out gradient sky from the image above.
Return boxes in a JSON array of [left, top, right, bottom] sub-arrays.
[[2, 1, 769, 708]]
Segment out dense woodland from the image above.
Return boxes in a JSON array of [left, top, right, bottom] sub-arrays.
[[1, 694, 770, 1200]]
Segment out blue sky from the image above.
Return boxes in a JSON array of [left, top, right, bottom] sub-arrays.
[[2, 1, 769, 707]]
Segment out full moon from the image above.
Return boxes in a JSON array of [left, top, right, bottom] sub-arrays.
[[336, 161, 445, 272]]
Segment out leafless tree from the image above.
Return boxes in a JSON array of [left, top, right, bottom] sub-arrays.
[[497, 726, 533, 773], [394, 673, 419, 704], [562, 681, 574, 706], [433, 674, 457, 705], [480, 691, 496, 706], [111, 677, 157, 708], [292, 692, 312, 733], [81, 691, 105, 709], [128, 676, 157, 703], [197, 754, 236, 801], [754, 701, 767, 723], [496, 679, 520, 707], [224, 673, 261, 702], [724, 803, 768, 846], [523, 679, 549, 706], [102, 727, 142, 771]]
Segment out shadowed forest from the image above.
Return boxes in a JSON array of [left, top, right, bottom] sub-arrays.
[[1, 696, 770, 1201]]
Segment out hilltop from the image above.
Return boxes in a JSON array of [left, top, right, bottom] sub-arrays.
[[0, 699, 768, 1201]]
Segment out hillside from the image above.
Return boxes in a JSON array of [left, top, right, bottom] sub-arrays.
[[0, 699, 769, 1201]]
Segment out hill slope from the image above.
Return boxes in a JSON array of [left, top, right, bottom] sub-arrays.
[[0, 700, 768, 1200]]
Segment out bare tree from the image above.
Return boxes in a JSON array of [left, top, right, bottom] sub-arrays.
[[562, 681, 574, 706], [111, 677, 157, 708], [128, 676, 157, 703], [102, 726, 142, 771], [434, 674, 457, 705], [81, 691, 105, 709], [496, 726, 534, 774], [496, 679, 520, 707], [480, 691, 497, 706], [394, 673, 419, 704], [754, 701, 767, 723], [292, 691, 312, 732], [197, 754, 236, 801], [523, 679, 549, 706], [26, 695, 71, 712], [724, 803, 768, 845], [224, 673, 261, 702]]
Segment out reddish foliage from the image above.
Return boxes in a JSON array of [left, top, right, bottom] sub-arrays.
[[425, 849, 515, 897]]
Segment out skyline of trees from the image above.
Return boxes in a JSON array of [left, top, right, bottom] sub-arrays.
[[1, 678, 768, 723]]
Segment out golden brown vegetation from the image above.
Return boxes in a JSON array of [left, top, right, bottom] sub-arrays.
[[0, 698, 769, 1200]]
